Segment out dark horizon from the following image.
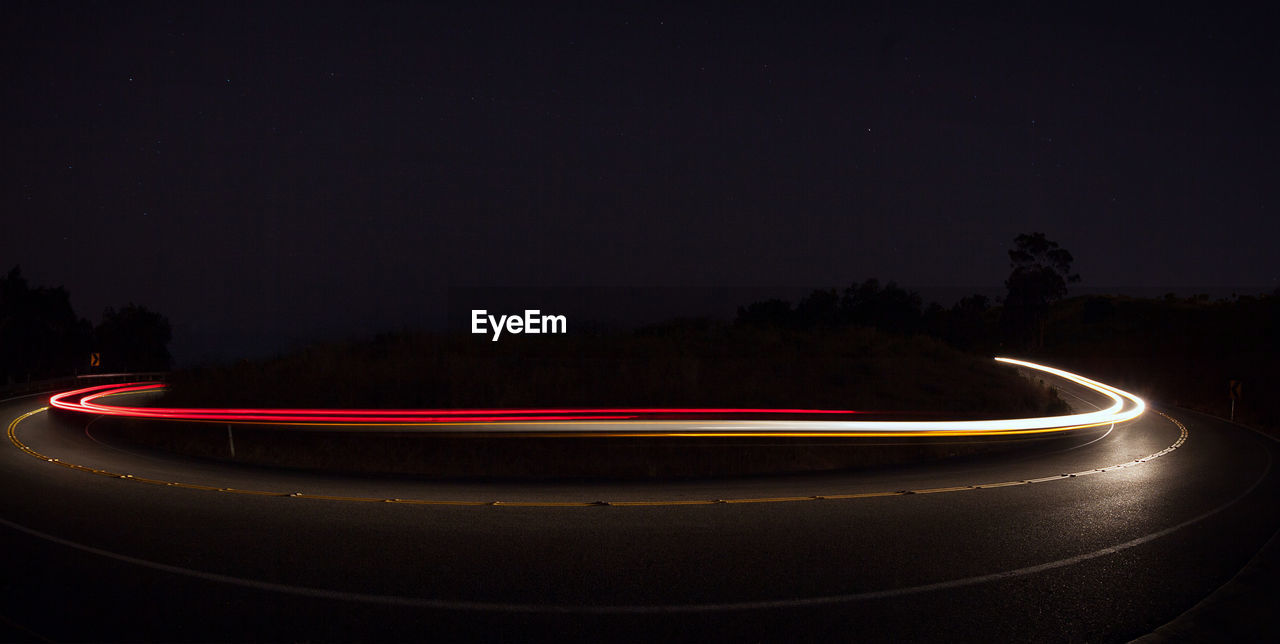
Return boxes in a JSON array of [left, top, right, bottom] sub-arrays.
[[10, 267, 1277, 366], [4, 3, 1278, 364]]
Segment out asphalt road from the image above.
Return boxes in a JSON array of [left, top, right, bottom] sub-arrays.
[[1, 381, 1277, 642]]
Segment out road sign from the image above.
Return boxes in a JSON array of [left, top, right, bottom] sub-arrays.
[[1229, 380, 1242, 401], [89, 353, 101, 367]]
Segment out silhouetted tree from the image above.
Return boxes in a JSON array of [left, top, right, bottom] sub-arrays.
[[736, 281, 928, 334], [922, 302, 948, 339], [795, 288, 841, 327], [95, 304, 172, 371], [944, 294, 993, 351], [0, 266, 93, 383], [1001, 233, 1080, 348], [841, 279, 923, 333], [735, 298, 795, 328]]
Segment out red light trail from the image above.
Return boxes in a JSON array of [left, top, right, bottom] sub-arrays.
[[46, 360, 1145, 435], [50, 383, 863, 424]]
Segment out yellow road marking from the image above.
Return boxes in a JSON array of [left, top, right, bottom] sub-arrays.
[[912, 486, 978, 494], [6, 407, 1187, 508]]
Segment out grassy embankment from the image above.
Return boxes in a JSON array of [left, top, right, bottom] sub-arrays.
[[163, 323, 1063, 415], [98, 323, 1072, 479]]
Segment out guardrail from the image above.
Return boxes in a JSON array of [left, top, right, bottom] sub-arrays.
[[1, 373, 168, 399]]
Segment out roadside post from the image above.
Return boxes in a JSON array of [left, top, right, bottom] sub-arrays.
[[1228, 379, 1242, 421]]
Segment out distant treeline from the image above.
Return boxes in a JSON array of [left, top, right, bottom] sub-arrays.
[[734, 232, 1084, 353], [166, 231, 1277, 428], [735, 280, 998, 352], [0, 266, 172, 383]]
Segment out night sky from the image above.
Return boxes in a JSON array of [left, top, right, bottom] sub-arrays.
[[4, 3, 1277, 363]]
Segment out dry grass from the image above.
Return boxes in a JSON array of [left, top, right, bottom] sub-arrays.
[[164, 323, 1065, 418]]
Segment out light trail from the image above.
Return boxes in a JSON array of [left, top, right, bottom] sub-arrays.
[[50, 384, 860, 423], [71, 385, 861, 418], [48, 358, 1144, 436]]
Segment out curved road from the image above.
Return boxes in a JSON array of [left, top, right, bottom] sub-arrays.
[[1, 378, 1278, 642]]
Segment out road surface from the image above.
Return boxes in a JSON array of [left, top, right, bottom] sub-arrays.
[[1, 375, 1276, 642]]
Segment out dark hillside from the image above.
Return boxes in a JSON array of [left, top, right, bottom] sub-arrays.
[[164, 323, 1065, 418]]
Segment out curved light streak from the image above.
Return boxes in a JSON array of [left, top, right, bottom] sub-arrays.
[[51, 384, 860, 423], [73, 386, 859, 418], [48, 358, 1144, 436]]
